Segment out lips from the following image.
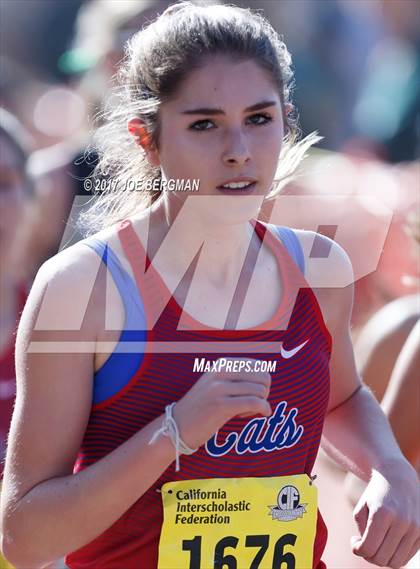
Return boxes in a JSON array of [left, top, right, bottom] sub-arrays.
[[217, 182, 257, 196], [216, 177, 257, 194]]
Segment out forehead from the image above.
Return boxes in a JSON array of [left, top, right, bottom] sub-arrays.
[[169, 56, 280, 109]]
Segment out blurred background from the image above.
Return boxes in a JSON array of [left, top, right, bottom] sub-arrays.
[[0, 1, 419, 568]]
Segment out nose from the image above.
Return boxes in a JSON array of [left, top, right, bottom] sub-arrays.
[[221, 128, 251, 167]]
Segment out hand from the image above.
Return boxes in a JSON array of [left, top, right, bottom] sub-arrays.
[[173, 357, 272, 450], [351, 463, 420, 568]]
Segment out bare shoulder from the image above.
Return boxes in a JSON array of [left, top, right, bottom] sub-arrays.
[[292, 229, 355, 330], [31, 224, 124, 322], [39, 223, 120, 276], [292, 229, 354, 288], [27, 237, 107, 337], [38, 236, 101, 280]]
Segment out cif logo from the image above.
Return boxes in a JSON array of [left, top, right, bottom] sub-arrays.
[[269, 485, 306, 522], [278, 485, 300, 511]]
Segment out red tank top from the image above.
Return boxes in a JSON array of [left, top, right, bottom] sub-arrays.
[[66, 219, 331, 568]]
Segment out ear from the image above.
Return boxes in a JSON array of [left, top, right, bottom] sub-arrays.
[[284, 103, 294, 116], [127, 117, 160, 167]]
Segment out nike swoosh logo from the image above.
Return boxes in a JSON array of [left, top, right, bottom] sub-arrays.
[[280, 339, 309, 359]]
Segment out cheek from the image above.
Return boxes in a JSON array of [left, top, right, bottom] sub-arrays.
[[254, 130, 283, 166], [160, 150, 205, 181], [264, 123, 284, 148], [159, 130, 213, 178]]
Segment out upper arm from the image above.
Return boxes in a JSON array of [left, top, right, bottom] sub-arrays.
[[1, 244, 103, 510], [294, 230, 362, 412]]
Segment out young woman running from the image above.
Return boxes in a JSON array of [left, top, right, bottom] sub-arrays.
[[1, 3, 418, 569]]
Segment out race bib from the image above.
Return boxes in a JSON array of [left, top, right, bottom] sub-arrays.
[[158, 474, 317, 569]]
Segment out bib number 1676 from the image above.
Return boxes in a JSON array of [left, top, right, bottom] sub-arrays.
[[182, 533, 297, 569]]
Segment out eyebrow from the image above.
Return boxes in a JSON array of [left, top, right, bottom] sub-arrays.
[[181, 100, 278, 115]]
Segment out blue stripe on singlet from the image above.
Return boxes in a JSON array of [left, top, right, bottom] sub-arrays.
[[267, 224, 306, 275], [84, 239, 147, 405], [85, 227, 304, 404]]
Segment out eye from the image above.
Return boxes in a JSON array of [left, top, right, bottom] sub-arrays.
[[188, 119, 215, 131], [246, 113, 273, 126]]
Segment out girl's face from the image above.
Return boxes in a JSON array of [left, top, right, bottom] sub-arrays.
[[151, 55, 285, 225]]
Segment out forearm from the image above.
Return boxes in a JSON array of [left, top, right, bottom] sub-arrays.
[[321, 385, 415, 482], [1, 414, 174, 568]]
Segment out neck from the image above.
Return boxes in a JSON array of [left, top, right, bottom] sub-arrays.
[[145, 195, 260, 287]]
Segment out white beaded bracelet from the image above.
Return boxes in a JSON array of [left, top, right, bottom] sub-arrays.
[[148, 403, 198, 471]]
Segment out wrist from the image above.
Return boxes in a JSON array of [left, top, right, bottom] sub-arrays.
[[372, 455, 417, 483], [172, 401, 197, 449], [149, 403, 198, 471]]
